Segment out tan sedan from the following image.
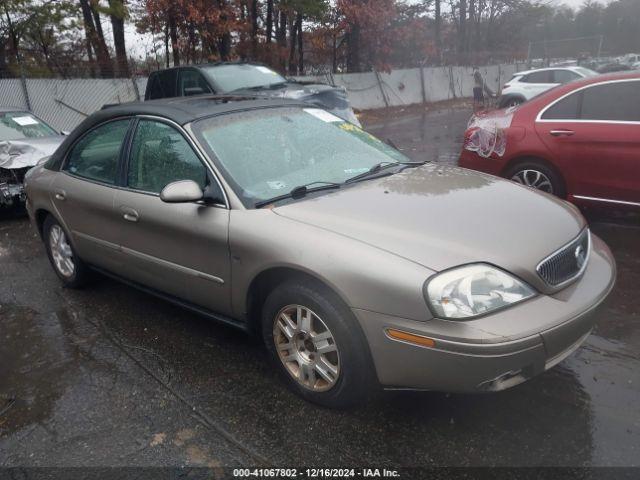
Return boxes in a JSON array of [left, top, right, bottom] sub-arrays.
[[24, 97, 616, 407]]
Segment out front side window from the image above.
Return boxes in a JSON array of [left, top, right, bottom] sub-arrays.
[[201, 64, 287, 93], [581, 81, 640, 122], [0, 112, 57, 140], [192, 107, 409, 206], [127, 120, 207, 194], [541, 92, 581, 120], [179, 70, 212, 96], [65, 119, 130, 184]]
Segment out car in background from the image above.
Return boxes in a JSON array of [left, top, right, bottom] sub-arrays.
[[498, 66, 598, 108], [460, 72, 640, 210], [1, 108, 64, 212], [24, 96, 615, 407], [144, 62, 360, 125]]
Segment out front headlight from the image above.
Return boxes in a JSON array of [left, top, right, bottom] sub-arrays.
[[425, 264, 536, 319]]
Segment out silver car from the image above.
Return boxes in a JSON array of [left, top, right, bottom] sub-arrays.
[[24, 97, 616, 407], [1, 108, 64, 211]]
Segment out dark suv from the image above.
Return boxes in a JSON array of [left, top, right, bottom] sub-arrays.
[[145, 62, 360, 125]]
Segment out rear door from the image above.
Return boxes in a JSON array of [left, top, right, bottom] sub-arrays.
[[113, 117, 233, 315], [522, 70, 558, 97], [51, 118, 131, 271], [536, 79, 640, 205]]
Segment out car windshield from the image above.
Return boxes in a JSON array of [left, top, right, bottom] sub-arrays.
[[192, 107, 410, 206], [0, 112, 57, 140], [201, 64, 287, 93]]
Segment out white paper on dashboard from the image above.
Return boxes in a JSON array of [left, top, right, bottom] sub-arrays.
[[303, 108, 342, 123], [12, 116, 39, 126]]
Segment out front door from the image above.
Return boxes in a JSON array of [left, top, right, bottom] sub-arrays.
[[536, 79, 640, 204], [113, 118, 232, 315]]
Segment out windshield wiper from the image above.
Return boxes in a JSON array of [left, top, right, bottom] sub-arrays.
[[344, 160, 426, 184], [255, 181, 341, 208]]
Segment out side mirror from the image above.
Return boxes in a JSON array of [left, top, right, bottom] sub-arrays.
[[184, 86, 205, 97], [160, 180, 204, 203]]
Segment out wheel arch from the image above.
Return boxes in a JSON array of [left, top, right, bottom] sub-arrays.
[[245, 266, 351, 337], [34, 208, 54, 238]]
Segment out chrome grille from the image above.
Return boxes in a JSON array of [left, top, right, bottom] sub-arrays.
[[537, 229, 590, 287]]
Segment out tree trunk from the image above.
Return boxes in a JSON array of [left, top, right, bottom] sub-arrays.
[[168, 8, 180, 66], [277, 10, 287, 71], [251, 0, 259, 58], [459, 0, 467, 61], [434, 0, 441, 62], [296, 13, 303, 75], [266, 0, 273, 43], [288, 14, 297, 75], [109, 0, 129, 77], [346, 23, 360, 73], [79, 0, 113, 77]]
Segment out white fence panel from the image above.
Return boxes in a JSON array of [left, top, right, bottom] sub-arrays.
[[0, 62, 525, 130]]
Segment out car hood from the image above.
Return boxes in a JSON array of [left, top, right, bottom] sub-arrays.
[[272, 164, 586, 294], [232, 81, 360, 125], [0, 136, 65, 169]]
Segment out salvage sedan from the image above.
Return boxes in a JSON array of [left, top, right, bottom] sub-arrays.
[[25, 96, 615, 407], [1, 109, 64, 211]]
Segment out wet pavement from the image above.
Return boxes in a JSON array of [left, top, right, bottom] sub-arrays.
[[1, 106, 639, 469]]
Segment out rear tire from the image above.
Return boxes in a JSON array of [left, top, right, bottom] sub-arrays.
[[261, 278, 374, 408], [43, 215, 90, 288], [504, 160, 566, 198]]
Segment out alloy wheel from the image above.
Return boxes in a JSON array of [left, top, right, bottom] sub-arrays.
[[273, 304, 340, 392], [511, 169, 554, 194], [49, 224, 75, 278]]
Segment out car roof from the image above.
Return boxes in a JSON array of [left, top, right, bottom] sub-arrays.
[[96, 95, 306, 126], [148, 61, 270, 74], [522, 71, 640, 110], [515, 66, 586, 76]]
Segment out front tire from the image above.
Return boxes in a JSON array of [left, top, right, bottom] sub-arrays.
[[43, 215, 90, 288], [261, 279, 374, 408], [504, 160, 565, 198]]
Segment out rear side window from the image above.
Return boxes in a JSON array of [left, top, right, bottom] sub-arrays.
[[179, 70, 212, 96], [553, 70, 579, 84], [541, 92, 581, 120], [581, 81, 640, 122], [127, 120, 207, 194], [65, 119, 130, 184], [522, 71, 553, 83], [146, 70, 177, 100]]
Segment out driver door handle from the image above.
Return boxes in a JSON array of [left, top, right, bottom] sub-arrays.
[[120, 207, 139, 223], [549, 129, 575, 137], [54, 190, 66, 201]]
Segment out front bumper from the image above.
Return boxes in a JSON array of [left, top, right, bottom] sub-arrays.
[[354, 234, 616, 392]]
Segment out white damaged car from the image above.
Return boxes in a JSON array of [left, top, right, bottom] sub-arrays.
[[0, 109, 65, 211]]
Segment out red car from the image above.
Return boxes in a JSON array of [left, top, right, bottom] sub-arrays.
[[459, 72, 640, 209]]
